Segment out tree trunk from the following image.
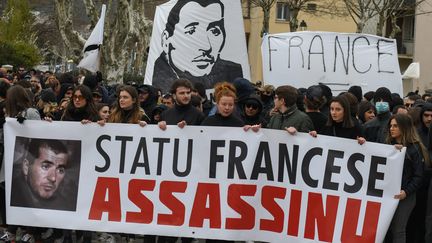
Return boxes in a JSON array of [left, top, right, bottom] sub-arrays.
[[376, 14, 386, 36], [261, 7, 270, 37], [356, 16, 366, 33], [289, 8, 299, 32], [54, 0, 86, 62], [101, 0, 151, 84], [389, 14, 401, 38], [54, 0, 151, 84]]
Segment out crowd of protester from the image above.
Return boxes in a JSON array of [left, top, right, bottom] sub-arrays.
[[0, 66, 431, 243]]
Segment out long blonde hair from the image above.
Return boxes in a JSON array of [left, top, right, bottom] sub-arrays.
[[109, 85, 146, 124], [37, 99, 58, 118]]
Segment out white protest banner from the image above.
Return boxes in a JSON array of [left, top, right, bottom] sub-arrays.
[[144, 0, 250, 93], [5, 119, 404, 243], [262, 32, 403, 95]]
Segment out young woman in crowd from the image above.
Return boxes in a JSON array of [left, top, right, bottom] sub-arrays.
[[107, 85, 149, 125], [309, 95, 365, 144], [96, 103, 110, 122], [44, 75, 61, 100], [100, 85, 149, 242], [57, 85, 100, 242], [2, 85, 41, 243], [200, 83, 243, 243], [61, 85, 99, 122], [5, 85, 41, 121], [386, 114, 426, 243], [358, 100, 376, 124], [201, 82, 244, 128], [320, 95, 364, 141], [36, 89, 58, 120]]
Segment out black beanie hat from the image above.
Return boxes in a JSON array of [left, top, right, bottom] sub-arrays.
[[40, 89, 57, 103], [348, 85, 363, 103], [319, 84, 333, 101], [373, 87, 392, 103]]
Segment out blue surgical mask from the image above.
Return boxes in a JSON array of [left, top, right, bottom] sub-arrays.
[[375, 101, 389, 114]]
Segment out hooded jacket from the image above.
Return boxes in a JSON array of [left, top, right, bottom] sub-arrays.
[[139, 85, 159, 119], [241, 94, 267, 127], [418, 103, 432, 148]]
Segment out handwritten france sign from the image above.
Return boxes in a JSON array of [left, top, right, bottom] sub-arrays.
[[262, 32, 403, 94]]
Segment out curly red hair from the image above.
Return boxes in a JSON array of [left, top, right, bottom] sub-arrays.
[[214, 82, 236, 103]]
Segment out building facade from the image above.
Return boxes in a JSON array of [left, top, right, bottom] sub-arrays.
[[413, 0, 432, 94], [242, 0, 431, 96], [242, 0, 356, 83]]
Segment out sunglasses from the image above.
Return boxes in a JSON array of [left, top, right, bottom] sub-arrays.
[[246, 103, 259, 110], [73, 95, 85, 101]]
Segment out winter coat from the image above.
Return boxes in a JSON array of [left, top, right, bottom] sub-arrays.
[[399, 142, 425, 197], [363, 111, 391, 143], [201, 113, 244, 127], [320, 120, 363, 139], [161, 103, 205, 126], [267, 105, 313, 132]]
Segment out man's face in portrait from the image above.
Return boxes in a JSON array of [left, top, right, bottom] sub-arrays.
[[23, 146, 68, 200], [165, 1, 225, 77]]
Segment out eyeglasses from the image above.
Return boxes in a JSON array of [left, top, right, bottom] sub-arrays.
[[73, 95, 85, 101], [246, 103, 259, 110]]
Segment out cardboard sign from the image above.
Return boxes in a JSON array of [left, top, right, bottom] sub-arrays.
[[262, 32, 403, 95]]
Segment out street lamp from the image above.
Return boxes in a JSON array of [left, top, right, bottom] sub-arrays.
[[300, 20, 308, 31]]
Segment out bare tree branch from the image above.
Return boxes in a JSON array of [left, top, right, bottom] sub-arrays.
[[343, 0, 379, 32]]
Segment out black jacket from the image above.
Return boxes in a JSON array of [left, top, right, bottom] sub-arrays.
[[152, 53, 243, 93], [364, 111, 391, 143], [399, 143, 425, 197], [201, 113, 244, 127], [61, 107, 99, 122], [160, 103, 205, 126], [306, 111, 327, 133], [140, 85, 158, 119], [320, 120, 363, 139]]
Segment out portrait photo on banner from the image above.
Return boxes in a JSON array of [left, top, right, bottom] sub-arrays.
[[144, 0, 250, 93], [10, 137, 81, 211]]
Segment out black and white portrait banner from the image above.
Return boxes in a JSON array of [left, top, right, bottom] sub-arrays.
[[4, 119, 405, 242], [144, 0, 250, 92]]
